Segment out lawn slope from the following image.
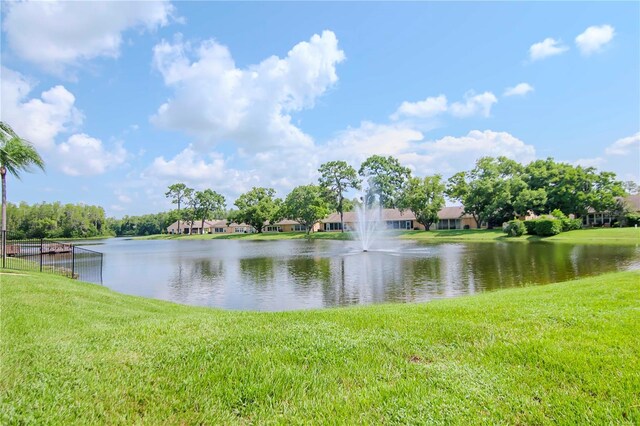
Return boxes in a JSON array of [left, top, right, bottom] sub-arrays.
[[1, 271, 638, 424]]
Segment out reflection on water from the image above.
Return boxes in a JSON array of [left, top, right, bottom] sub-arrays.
[[96, 238, 639, 311]]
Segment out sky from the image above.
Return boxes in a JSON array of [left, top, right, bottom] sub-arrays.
[[1, 1, 639, 217]]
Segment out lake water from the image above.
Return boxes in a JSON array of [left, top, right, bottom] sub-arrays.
[[89, 237, 640, 311]]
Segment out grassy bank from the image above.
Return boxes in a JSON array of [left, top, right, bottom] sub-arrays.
[[136, 226, 640, 245], [401, 226, 640, 245], [1, 271, 638, 424]]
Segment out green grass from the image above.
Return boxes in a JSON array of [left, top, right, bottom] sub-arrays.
[[136, 231, 352, 241], [136, 226, 640, 245], [2, 270, 639, 424], [400, 226, 640, 245]]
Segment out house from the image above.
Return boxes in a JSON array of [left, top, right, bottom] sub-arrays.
[[263, 219, 322, 233], [320, 207, 479, 232], [583, 194, 640, 226], [166, 220, 254, 234]]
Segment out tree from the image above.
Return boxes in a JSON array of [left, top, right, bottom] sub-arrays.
[[447, 157, 524, 228], [399, 175, 446, 231], [184, 188, 198, 234], [196, 189, 226, 233], [622, 180, 639, 195], [358, 155, 411, 208], [318, 161, 361, 233], [513, 188, 547, 217], [165, 183, 192, 234], [229, 187, 280, 233], [0, 122, 45, 239], [524, 159, 624, 217], [280, 185, 330, 236]]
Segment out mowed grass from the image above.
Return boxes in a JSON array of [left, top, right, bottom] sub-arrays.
[[137, 226, 640, 245], [1, 271, 639, 424], [401, 226, 640, 245]]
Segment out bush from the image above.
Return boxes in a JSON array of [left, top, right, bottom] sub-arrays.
[[504, 220, 526, 237], [561, 218, 582, 232], [534, 219, 563, 236], [524, 220, 538, 235], [625, 213, 640, 227], [550, 209, 567, 220]]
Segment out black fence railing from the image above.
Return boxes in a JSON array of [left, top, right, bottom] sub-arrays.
[[1, 231, 103, 285]]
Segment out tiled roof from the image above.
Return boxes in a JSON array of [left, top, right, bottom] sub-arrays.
[[321, 207, 469, 223]]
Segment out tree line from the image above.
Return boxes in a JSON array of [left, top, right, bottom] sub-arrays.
[[166, 155, 633, 234], [6, 202, 109, 239], [5, 155, 635, 238]]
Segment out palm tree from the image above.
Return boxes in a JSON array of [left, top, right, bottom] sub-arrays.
[[0, 122, 45, 239]]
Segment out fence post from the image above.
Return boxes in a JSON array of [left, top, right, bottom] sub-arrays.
[[40, 238, 43, 272], [1, 230, 5, 269], [71, 246, 75, 279]]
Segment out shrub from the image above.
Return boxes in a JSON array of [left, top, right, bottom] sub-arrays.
[[504, 220, 526, 237], [561, 218, 582, 232], [534, 219, 563, 236], [524, 220, 538, 235], [550, 209, 567, 220], [625, 213, 640, 227]]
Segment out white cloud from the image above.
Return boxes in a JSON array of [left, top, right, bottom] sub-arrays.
[[0, 67, 82, 149], [56, 134, 127, 176], [449, 92, 497, 118], [390, 95, 448, 120], [529, 38, 569, 61], [504, 83, 534, 97], [575, 25, 615, 56], [573, 157, 605, 168], [0, 66, 128, 176], [605, 132, 640, 155], [391, 91, 497, 121], [325, 126, 535, 176], [2, 0, 175, 74], [151, 30, 345, 152], [117, 194, 132, 204]]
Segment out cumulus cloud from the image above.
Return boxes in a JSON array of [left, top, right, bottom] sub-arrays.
[[575, 25, 615, 56], [529, 38, 569, 61], [390, 95, 448, 120], [605, 132, 640, 155], [56, 134, 127, 176], [503, 83, 534, 97], [449, 92, 498, 118], [2, 0, 175, 74], [1, 66, 127, 176], [573, 157, 605, 169], [0, 67, 82, 149], [325, 125, 535, 176], [151, 30, 345, 151], [391, 91, 497, 121]]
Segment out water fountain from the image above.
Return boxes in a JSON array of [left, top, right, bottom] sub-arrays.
[[353, 200, 384, 252]]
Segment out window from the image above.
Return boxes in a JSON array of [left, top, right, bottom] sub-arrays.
[[214, 227, 225, 233], [325, 223, 342, 231], [292, 224, 307, 231], [264, 226, 281, 232], [386, 220, 413, 230], [437, 219, 460, 230], [234, 227, 246, 233]]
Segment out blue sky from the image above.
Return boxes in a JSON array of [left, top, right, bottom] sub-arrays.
[[1, 1, 638, 217]]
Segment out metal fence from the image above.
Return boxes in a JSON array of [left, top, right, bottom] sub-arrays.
[[1, 231, 103, 285]]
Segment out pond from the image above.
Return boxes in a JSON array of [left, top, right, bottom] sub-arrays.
[[91, 237, 640, 311]]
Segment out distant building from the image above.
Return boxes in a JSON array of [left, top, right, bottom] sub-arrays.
[[320, 207, 479, 231], [166, 220, 254, 234], [583, 194, 640, 226]]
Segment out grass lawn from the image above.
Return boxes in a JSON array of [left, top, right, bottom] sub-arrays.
[[1, 270, 638, 424], [137, 226, 640, 245], [401, 226, 640, 245]]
